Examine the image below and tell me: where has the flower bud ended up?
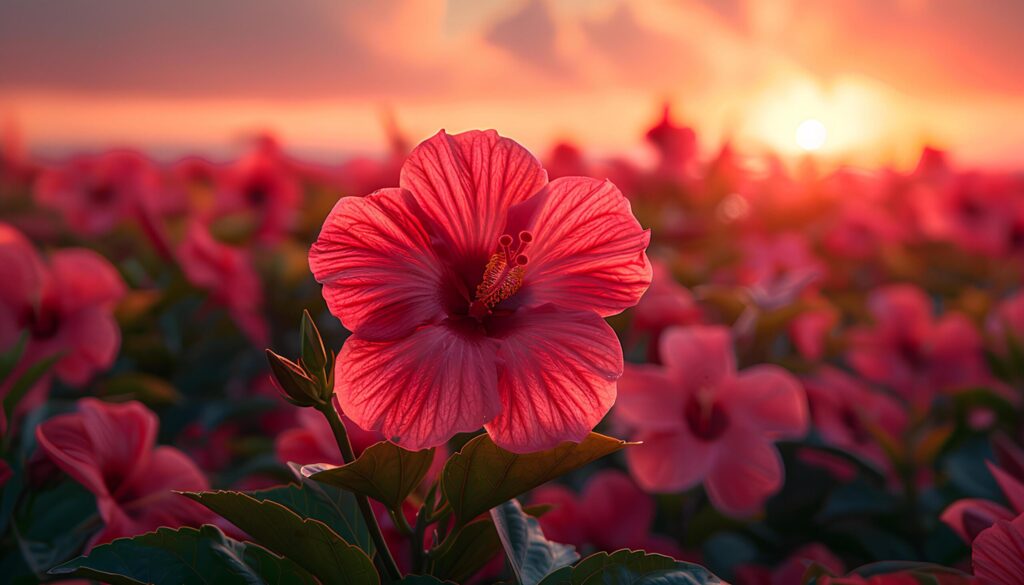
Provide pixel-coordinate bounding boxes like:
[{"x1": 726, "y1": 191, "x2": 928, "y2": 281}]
[
  {"x1": 299, "y1": 309, "x2": 328, "y2": 376},
  {"x1": 266, "y1": 349, "x2": 323, "y2": 407}
]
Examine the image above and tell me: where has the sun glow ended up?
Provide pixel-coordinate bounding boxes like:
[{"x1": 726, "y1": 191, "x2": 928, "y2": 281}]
[{"x1": 795, "y1": 118, "x2": 827, "y2": 152}]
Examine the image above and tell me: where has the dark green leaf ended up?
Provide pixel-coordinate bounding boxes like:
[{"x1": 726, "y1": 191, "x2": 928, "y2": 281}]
[
  {"x1": 396, "y1": 576, "x2": 455, "y2": 584},
  {"x1": 182, "y1": 490, "x2": 379, "y2": 585},
  {"x1": 851, "y1": 561, "x2": 972, "y2": 578},
  {"x1": 304, "y1": 441, "x2": 435, "y2": 510},
  {"x1": 248, "y1": 481, "x2": 374, "y2": 556},
  {"x1": 300, "y1": 309, "x2": 329, "y2": 374},
  {"x1": 491, "y1": 499, "x2": 577, "y2": 585},
  {"x1": 538, "y1": 549, "x2": 722, "y2": 585},
  {"x1": 441, "y1": 432, "x2": 631, "y2": 526},
  {"x1": 0, "y1": 333, "x2": 28, "y2": 384},
  {"x1": 433, "y1": 504, "x2": 551, "y2": 583},
  {"x1": 50, "y1": 524, "x2": 316, "y2": 585},
  {"x1": 3, "y1": 353, "x2": 60, "y2": 423}
]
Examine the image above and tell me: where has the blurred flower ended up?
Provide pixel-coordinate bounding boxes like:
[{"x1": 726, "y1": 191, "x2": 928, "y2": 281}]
[
  {"x1": 544, "y1": 141, "x2": 588, "y2": 180},
  {"x1": 972, "y1": 511, "x2": 1024, "y2": 585},
  {"x1": 848, "y1": 285, "x2": 991, "y2": 406},
  {"x1": 532, "y1": 469, "x2": 683, "y2": 558},
  {"x1": 0, "y1": 223, "x2": 125, "y2": 413},
  {"x1": 645, "y1": 103, "x2": 697, "y2": 182},
  {"x1": 615, "y1": 325, "x2": 808, "y2": 516},
  {"x1": 986, "y1": 291, "x2": 1024, "y2": 357},
  {"x1": 629, "y1": 260, "x2": 703, "y2": 362},
  {"x1": 34, "y1": 150, "x2": 163, "y2": 235},
  {"x1": 942, "y1": 435, "x2": 1024, "y2": 543},
  {"x1": 176, "y1": 222, "x2": 268, "y2": 345},
  {"x1": 789, "y1": 301, "x2": 839, "y2": 362},
  {"x1": 35, "y1": 398, "x2": 210, "y2": 549},
  {"x1": 212, "y1": 142, "x2": 301, "y2": 243},
  {"x1": 309, "y1": 129, "x2": 651, "y2": 452},
  {"x1": 275, "y1": 407, "x2": 379, "y2": 467},
  {"x1": 735, "y1": 543, "x2": 844, "y2": 585},
  {"x1": 803, "y1": 366, "x2": 906, "y2": 472}
]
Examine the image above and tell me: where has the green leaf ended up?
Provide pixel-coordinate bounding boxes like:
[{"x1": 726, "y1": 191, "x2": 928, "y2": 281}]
[
  {"x1": 432, "y1": 504, "x2": 552, "y2": 583},
  {"x1": 538, "y1": 549, "x2": 723, "y2": 585},
  {"x1": 491, "y1": 499, "x2": 578, "y2": 585},
  {"x1": 97, "y1": 373, "x2": 182, "y2": 407},
  {"x1": 304, "y1": 441, "x2": 435, "y2": 510},
  {"x1": 441, "y1": 432, "x2": 630, "y2": 526},
  {"x1": 182, "y1": 490, "x2": 379, "y2": 585},
  {"x1": 3, "y1": 353, "x2": 60, "y2": 423},
  {"x1": 0, "y1": 333, "x2": 28, "y2": 384},
  {"x1": 50, "y1": 524, "x2": 317, "y2": 585},
  {"x1": 248, "y1": 481, "x2": 374, "y2": 556}
]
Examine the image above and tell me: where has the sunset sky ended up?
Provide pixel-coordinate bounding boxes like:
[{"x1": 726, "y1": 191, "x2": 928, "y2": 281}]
[{"x1": 2, "y1": 0, "x2": 1023, "y2": 169}]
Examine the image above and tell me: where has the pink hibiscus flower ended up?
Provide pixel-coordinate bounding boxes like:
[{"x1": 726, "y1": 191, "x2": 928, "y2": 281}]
[
  {"x1": 972, "y1": 511, "x2": 1024, "y2": 585},
  {"x1": 986, "y1": 292, "x2": 1024, "y2": 357},
  {"x1": 629, "y1": 260, "x2": 703, "y2": 362},
  {"x1": 35, "y1": 398, "x2": 210, "y2": 549},
  {"x1": 615, "y1": 325, "x2": 808, "y2": 516},
  {"x1": 176, "y1": 222, "x2": 268, "y2": 345},
  {"x1": 0, "y1": 223, "x2": 125, "y2": 414},
  {"x1": 847, "y1": 285, "x2": 990, "y2": 406},
  {"x1": 645, "y1": 103, "x2": 697, "y2": 182},
  {"x1": 532, "y1": 469, "x2": 683, "y2": 558},
  {"x1": 34, "y1": 150, "x2": 162, "y2": 236},
  {"x1": 309, "y1": 129, "x2": 651, "y2": 453},
  {"x1": 275, "y1": 407, "x2": 381, "y2": 467},
  {"x1": 803, "y1": 366, "x2": 907, "y2": 473}
]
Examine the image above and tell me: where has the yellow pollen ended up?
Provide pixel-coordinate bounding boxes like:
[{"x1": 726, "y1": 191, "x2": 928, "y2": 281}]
[{"x1": 474, "y1": 252, "x2": 525, "y2": 309}]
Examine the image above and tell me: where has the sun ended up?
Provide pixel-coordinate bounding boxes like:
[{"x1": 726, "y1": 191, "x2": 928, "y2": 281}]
[{"x1": 795, "y1": 118, "x2": 827, "y2": 152}]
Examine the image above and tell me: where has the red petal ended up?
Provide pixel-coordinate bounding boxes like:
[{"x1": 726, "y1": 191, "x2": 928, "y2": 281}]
[
  {"x1": 400, "y1": 130, "x2": 547, "y2": 261},
  {"x1": 485, "y1": 306, "x2": 621, "y2": 452},
  {"x1": 659, "y1": 326, "x2": 735, "y2": 390},
  {"x1": 704, "y1": 436, "x2": 783, "y2": 517},
  {"x1": 615, "y1": 363, "x2": 686, "y2": 432},
  {"x1": 53, "y1": 308, "x2": 121, "y2": 386},
  {"x1": 626, "y1": 430, "x2": 715, "y2": 493},
  {"x1": 520, "y1": 177, "x2": 651, "y2": 317},
  {"x1": 309, "y1": 188, "x2": 448, "y2": 341},
  {"x1": 942, "y1": 499, "x2": 1014, "y2": 543},
  {"x1": 722, "y1": 365, "x2": 809, "y2": 439},
  {"x1": 335, "y1": 324, "x2": 501, "y2": 450},
  {"x1": 35, "y1": 412, "x2": 108, "y2": 498},
  {"x1": 973, "y1": 514, "x2": 1024, "y2": 585},
  {"x1": 49, "y1": 249, "x2": 126, "y2": 315}
]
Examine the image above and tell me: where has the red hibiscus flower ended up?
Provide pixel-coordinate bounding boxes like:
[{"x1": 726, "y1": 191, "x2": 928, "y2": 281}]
[
  {"x1": 309, "y1": 130, "x2": 651, "y2": 452},
  {"x1": 176, "y1": 222, "x2": 268, "y2": 345},
  {"x1": 615, "y1": 325, "x2": 808, "y2": 516},
  {"x1": 34, "y1": 150, "x2": 163, "y2": 236},
  {"x1": 943, "y1": 435, "x2": 1024, "y2": 543},
  {"x1": 532, "y1": 469, "x2": 684, "y2": 558},
  {"x1": 35, "y1": 398, "x2": 210, "y2": 549},
  {"x1": 213, "y1": 141, "x2": 301, "y2": 244},
  {"x1": 847, "y1": 285, "x2": 990, "y2": 406},
  {"x1": 0, "y1": 223, "x2": 125, "y2": 417}
]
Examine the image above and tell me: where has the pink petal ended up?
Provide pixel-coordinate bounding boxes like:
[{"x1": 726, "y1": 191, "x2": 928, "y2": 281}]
[
  {"x1": 868, "y1": 285, "x2": 933, "y2": 331},
  {"x1": 309, "y1": 188, "x2": 447, "y2": 341},
  {"x1": 704, "y1": 436, "x2": 783, "y2": 517},
  {"x1": 941, "y1": 499, "x2": 1015, "y2": 543},
  {"x1": 123, "y1": 447, "x2": 211, "y2": 528},
  {"x1": 615, "y1": 363, "x2": 685, "y2": 432},
  {"x1": 80, "y1": 399, "x2": 158, "y2": 494},
  {"x1": 533, "y1": 484, "x2": 587, "y2": 549},
  {"x1": 990, "y1": 463, "x2": 1024, "y2": 514},
  {"x1": 722, "y1": 365, "x2": 809, "y2": 439},
  {"x1": 52, "y1": 309, "x2": 121, "y2": 386},
  {"x1": 973, "y1": 514, "x2": 1024, "y2": 585},
  {"x1": 49, "y1": 249, "x2": 126, "y2": 315},
  {"x1": 659, "y1": 326, "x2": 735, "y2": 390},
  {"x1": 520, "y1": 177, "x2": 652, "y2": 317},
  {"x1": 0, "y1": 223, "x2": 44, "y2": 310},
  {"x1": 35, "y1": 412, "x2": 109, "y2": 498},
  {"x1": 335, "y1": 324, "x2": 501, "y2": 450},
  {"x1": 484, "y1": 307, "x2": 621, "y2": 453},
  {"x1": 626, "y1": 430, "x2": 715, "y2": 493},
  {"x1": 400, "y1": 130, "x2": 547, "y2": 261}
]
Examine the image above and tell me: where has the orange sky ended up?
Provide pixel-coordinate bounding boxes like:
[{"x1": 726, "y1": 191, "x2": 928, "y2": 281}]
[{"x1": 2, "y1": 0, "x2": 1023, "y2": 169}]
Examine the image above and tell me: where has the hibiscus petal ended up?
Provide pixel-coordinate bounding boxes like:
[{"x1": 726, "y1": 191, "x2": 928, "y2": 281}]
[
  {"x1": 35, "y1": 413, "x2": 108, "y2": 497},
  {"x1": 722, "y1": 365, "x2": 809, "y2": 439},
  {"x1": 941, "y1": 499, "x2": 1015, "y2": 543},
  {"x1": 615, "y1": 363, "x2": 685, "y2": 432},
  {"x1": 704, "y1": 436, "x2": 783, "y2": 517},
  {"x1": 626, "y1": 430, "x2": 715, "y2": 493},
  {"x1": 52, "y1": 309, "x2": 121, "y2": 386},
  {"x1": 519, "y1": 177, "x2": 651, "y2": 317},
  {"x1": 79, "y1": 399, "x2": 158, "y2": 494},
  {"x1": 309, "y1": 188, "x2": 448, "y2": 341},
  {"x1": 973, "y1": 515, "x2": 1024, "y2": 585},
  {"x1": 989, "y1": 462, "x2": 1024, "y2": 514},
  {"x1": 0, "y1": 223, "x2": 44, "y2": 310},
  {"x1": 335, "y1": 324, "x2": 501, "y2": 451},
  {"x1": 582, "y1": 470, "x2": 653, "y2": 550},
  {"x1": 400, "y1": 130, "x2": 547, "y2": 261},
  {"x1": 659, "y1": 326, "x2": 735, "y2": 390},
  {"x1": 49, "y1": 248, "x2": 126, "y2": 315},
  {"x1": 485, "y1": 306, "x2": 621, "y2": 452}
]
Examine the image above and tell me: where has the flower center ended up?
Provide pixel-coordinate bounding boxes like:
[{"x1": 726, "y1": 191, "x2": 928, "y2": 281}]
[
  {"x1": 19, "y1": 304, "x2": 61, "y2": 340},
  {"x1": 684, "y1": 388, "x2": 729, "y2": 441},
  {"x1": 468, "y1": 231, "x2": 533, "y2": 319}
]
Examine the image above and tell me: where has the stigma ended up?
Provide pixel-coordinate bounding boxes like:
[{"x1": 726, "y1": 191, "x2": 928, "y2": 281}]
[{"x1": 469, "y1": 231, "x2": 533, "y2": 318}]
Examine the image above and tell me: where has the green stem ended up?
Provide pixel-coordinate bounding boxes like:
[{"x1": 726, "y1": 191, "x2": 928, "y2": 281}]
[{"x1": 317, "y1": 403, "x2": 402, "y2": 582}]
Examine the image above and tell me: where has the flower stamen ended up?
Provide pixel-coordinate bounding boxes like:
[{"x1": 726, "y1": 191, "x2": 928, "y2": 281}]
[{"x1": 469, "y1": 231, "x2": 533, "y2": 318}]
